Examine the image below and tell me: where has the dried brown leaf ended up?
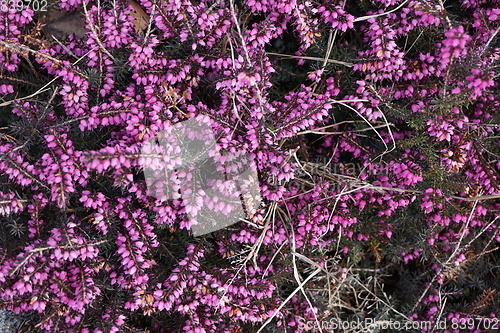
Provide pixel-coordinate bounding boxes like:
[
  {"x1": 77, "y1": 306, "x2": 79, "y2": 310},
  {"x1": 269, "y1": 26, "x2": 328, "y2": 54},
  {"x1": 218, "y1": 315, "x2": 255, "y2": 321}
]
[{"x1": 130, "y1": 0, "x2": 149, "y2": 36}]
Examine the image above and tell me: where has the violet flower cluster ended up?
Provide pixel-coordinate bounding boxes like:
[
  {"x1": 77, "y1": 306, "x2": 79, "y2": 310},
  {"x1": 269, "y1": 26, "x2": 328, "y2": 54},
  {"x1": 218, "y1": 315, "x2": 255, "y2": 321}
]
[{"x1": 0, "y1": 0, "x2": 498, "y2": 332}]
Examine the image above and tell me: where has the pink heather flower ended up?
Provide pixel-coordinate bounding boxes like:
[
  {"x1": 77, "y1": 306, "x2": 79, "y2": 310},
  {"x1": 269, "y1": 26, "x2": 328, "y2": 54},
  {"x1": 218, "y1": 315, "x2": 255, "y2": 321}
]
[
  {"x1": 466, "y1": 69, "x2": 495, "y2": 99},
  {"x1": 440, "y1": 26, "x2": 471, "y2": 64},
  {"x1": 426, "y1": 116, "x2": 455, "y2": 142},
  {"x1": 0, "y1": 1, "x2": 498, "y2": 331},
  {"x1": 0, "y1": 84, "x2": 14, "y2": 94}
]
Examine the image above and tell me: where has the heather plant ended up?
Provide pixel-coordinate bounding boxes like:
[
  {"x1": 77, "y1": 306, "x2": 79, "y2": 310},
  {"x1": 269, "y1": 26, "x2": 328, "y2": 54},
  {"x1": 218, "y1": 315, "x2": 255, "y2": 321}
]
[{"x1": 0, "y1": 0, "x2": 499, "y2": 332}]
